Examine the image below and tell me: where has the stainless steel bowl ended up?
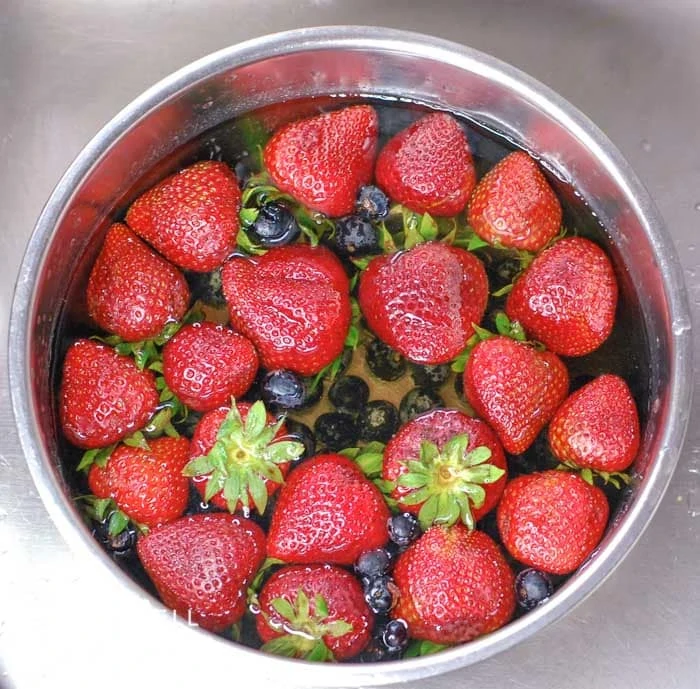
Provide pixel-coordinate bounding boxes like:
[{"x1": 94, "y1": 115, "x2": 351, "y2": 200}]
[{"x1": 8, "y1": 26, "x2": 693, "y2": 685}]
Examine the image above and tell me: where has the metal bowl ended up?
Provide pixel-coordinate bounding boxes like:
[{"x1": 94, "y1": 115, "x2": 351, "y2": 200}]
[{"x1": 8, "y1": 26, "x2": 693, "y2": 685}]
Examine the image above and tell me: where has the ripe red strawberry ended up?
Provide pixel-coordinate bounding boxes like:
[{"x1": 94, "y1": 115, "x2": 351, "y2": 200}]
[
  {"x1": 186, "y1": 400, "x2": 303, "y2": 515},
  {"x1": 125, "y1": 160, "x2": 241, "y2": 272},
  {"x1": 256, "y1": 564, "x2": 373, "y2": 661},
  {"x1": 221, "y1": 244, "x2": 351, "y2": 375},
  {"x1": 86, "y1": 223, "x2": 190, "y2": 342},
  {"x1": 60, "y1": 338, "x2": 159, "y2": 449},
  {"x1": 548, "y1": 374, "x2": 640, "y2": 472},
  {"x1": 391, "y1": 525, "x2": 515, "y2": 644},
  {"x1": 505, "y1": 237, "x2": 618, "y2": 356},
  {"x1": 497, "y1": 470, "x2": 609, "y2": 574},
  {"x1": 467, "y1": 151, "x2": 562, "y2": 252},
  {"x1": 375, "y1": 112, "x2": 476, "y2": 216},
  {"x1": 263, "y1": 104, "x2": 378, "y2": 217},
  {"x1": 87, "y1": 436, "x2": 190, "y2": 528},
  {"x1": 162, "y1": 321, "x2": 259, "y2": 412},
  {"x1": 358, "y1": 242, "x2": 488, "y2": 364},
  {"x1": 267, "y1": 453, "x2": 390, "y2": 565},
  {"x1": 137, "y1": 513, "x2": 265, "y2": 631},
  {"x1": 463, "y1": 336, "x2": 569, "y2": 454},
  {"x1": 383, "y1": 409, "x2": 507, "y2": 529}
]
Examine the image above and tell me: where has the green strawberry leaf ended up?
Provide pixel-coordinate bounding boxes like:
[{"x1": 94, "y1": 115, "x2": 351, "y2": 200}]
[
  {"x1": 419, "y1": 213, "x2": 439, "y2": 241},
  {"x1": 491, "y1": 283, "x2": 514, "y2": 298},
  {"x1": 182, "y1": 455, "x2": 214, "y2": 477},
  {"x1": 271, "y1": 597, "x2": 296, "y2": 622},
  {"x1": 314, "y1": 594, "x2": 329, "y2": 618},
  {"x1": 77, "y1": 444, "x2": 116, "y2": 472},
  {"x1": 404, "y1": 639, "x2": 448, "y2": 658},
  {"x1": 107, "y1": 509, "x2": 130, "y2": 536}
]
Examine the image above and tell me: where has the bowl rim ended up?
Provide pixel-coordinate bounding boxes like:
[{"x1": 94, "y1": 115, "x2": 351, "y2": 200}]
[{"x1": 8, "y1": 25, "x2": 694, "y2": 684}]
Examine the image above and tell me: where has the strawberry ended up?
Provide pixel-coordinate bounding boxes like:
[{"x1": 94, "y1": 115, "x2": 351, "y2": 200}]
[
  {"x1": 86, "y1": 223, "x2": 190, "y2": 342},
  {"x1": 137, "y1": 513, "x2": 265, "y2": 631},
  {"x1": 263, "y1": 105, "x2": 378, "y2": 217},
  {"x1": 185, "y1": 400, "x2": 304, "y2": 515},
  {"x1": 383, "y1": 409, "x2": 507, "y2": 529},
  {"x1": 87, "y1": 436, "x2": 190, "y2": 528},
  {"x1": 358, "y1": 242, "x2": 488, "y2": 364},
  {"x1": 60, "y1": 338, "x2": 159, "y2": 449},
  {"x1": 125, "y1": 160, "x2": 241, "y2": 272},
  {"x1": 162, "y1": 321, "x2": 259, "y2": 412},
  {"x1": 375, "y1": 112, "x2": 476, "y2": 216},
  {"x1": 497, "y1": 470, "x2": 609, "y2": 574},
  {"x1": 463, "y1": 336, "x2": 569, "y2": 454},
  {"x1": 467, "y1": 151, "x2": 562, "y2": 252},
  {"x1": 548, "y1": 374, "x2": 640, "y2": 472},
  {"x1": 267, "y1": 453, "x2": 390, "y2": 565},
  {"x1": 256, "y1": 564, "x2": 373, "y2": 661},
  {"x1": 221, "y1": 244, "x2": 351, "y2": 375},
  {"x1": 391, "y1": 525, "x2": 515, "y2": 644},
  {"x1": 505, "y1": 237, "x2": 618, "y2": 356}
]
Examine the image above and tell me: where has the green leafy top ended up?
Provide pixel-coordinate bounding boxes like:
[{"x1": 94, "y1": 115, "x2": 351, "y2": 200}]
[
  {"x1": 182, "y1": 399, "x2": 304, "y2": 515},
  {"x1": 397, "y1": 433, "x2": 504, "y2": 530},
  {"x1": 260, "y1": 589, "x2": 352, "y2": 662}
]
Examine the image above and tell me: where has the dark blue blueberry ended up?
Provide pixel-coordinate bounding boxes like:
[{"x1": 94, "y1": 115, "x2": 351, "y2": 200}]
[
  {"x1": 313, "y1": 412, "x2": 359, "y2": 451},
  {"x1": 247, "y1": 202, "x2": 300, "y2": 247},
  {"x1": 366, "y1": 339, "x2": 406, "y2": 381},
  {"x1": 399, "y1": 387, "x2": 445, "y2": 424},
  {"x1": 283, "y1": 419, "x2": 316, "y2": 459},
  {"x1": 234, "y1": 159, "x2": 253, "y2": 187},
  {"x1": 331, "y1": 215, "x2": 381, "y2": 257},
  {"x1": 381, "y1": 619, "x2": 409, "y2": 652},
  {"x1": 356, "y1": 185, "x2": 390, "y2": 221},
  {"x1": 388, "y1": 513, "x2": 421, "y2": 548},
  {"x1": 261, "y1": 370, "x2": 312, "y2": 411},
  {"x1": 515, "y1": 568, "x2": 554, "y2": 610},
  {"x1": 364, "y1": 575, "x2": 394, "y2": 614},
  {"x1": 358, "y1": 400, "x2": 399, "y2": 443},
  {"x1": 360, "y1": 637, "x2": 391, "y2": 662},
  {"x1": 328, "y1": 375, "x2": 370, "y2": 414},
  {"x1": 93, "y1": 521, "x2": 136, "y2": 555},
  {"x1": 409, "y1": 363, "x2": 451, "y2": 390},
  {"x1": 354, "y1": 548, "x2": 392, "y2": 579}
]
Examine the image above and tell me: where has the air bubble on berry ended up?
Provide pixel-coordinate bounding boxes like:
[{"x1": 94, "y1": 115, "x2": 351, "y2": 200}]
[
  {"x1": 515, "y1": 568, "x2": 554, "y2": 610},
  {"x1": 314, "y1": 412, "x2": 359, "y2": 451},
  {"x1": 247, "y1": 202, "x2": 301, "y2": 248},
  {"x1": 355, "y1": 548, "x2": 392, "y2": 579},
  {"x1": 356, "y1": 185, "x2": 390, "y2": 221},
  {"x1": 409, "y1": 363, "x2": 451, "y2": 390},
  {"x1": 330, "y1": 215, "x2": 381, "y2": 257},
  {"x1": 399, "y1": 387, "x2": 445, "y2": 424},
  {"x1": 328, "y1": 375, "x2": 370, "y2": 414},
  {"x1": 366, "y1": 339, "x2": 406, "y2": 381},
  {"x1": 388, "y1": 513, "x2": 421, "y2": 548},
  {"x1": 358, "y1": 400, "x2": 399, "y2": 443}
]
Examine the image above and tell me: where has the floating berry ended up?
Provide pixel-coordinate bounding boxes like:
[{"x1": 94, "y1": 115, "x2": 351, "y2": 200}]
[
  {"x1": 358, "y1": 400, "x2": 400, "y2": 444},
  {"x1": 515, "y1": 568, "x2": 554, "y2": 610},
  {"x1": 399, "y1": 387, "x2": 444, "y2": 424},
  {"x1": 356, "y1": 185, "x2": 390, "y2": 220},
  {"x1": 328, "y1": 375, "x2": 370, "y2": 414},
  {"x1": 314, "y1": 412, "x2": 360, "y2": 451},
  {"x1": 364, "y1": 575, "x2": 395, "y2": 614},
  {"x1": 365, "y1": 339, "x2": 406, "y2": 381},
  {"x1": 247, "y1": 201, "x2": 301, "y2": 247},
  {"x1": 261, "y1": 370, "x2": 315, "y2": 412},
  {"x1": 330, "y1": 215, "x2": 381, "y2": 257},
  {"x1": 355, "y1": 548, "x2": 392, "y2": 580},
  {"x1": 409, "y1": 363, "x2": 451, "y2": 390},
  {"x1": 387, "y1": 513, "x2": 421, "y2": 549}
]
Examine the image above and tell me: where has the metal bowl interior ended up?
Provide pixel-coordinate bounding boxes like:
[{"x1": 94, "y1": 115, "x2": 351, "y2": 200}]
[{"x1": 8, "y1": 26, "x2": 693, "y2": 686}]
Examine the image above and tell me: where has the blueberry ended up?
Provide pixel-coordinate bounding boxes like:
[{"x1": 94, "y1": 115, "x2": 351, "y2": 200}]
[
  {"x1": 364, "y1": 575, "x2": 394, "y2": 614},
  {"x1": 409, "y1": 363, "x2": 451, "y2": 390},
  {"x1": 314, "y1": 412, "x2": 359, "y2": 451},
  {"x1": 283, "y1": 419, "x2": 316, "y2": 459},
  {"x1": 247, "y1": 202, "x2": 301, "y2": 247},
  {"x1": 515, "y1": 568, "x2": 554, "y2": 610},
  {"x1": 328, "y1": 375, "x2": 370, "y2": 414},
  {"x1": 185, "y1": 268, "x2": 226, "y2": 308},
  {"x1": 356, "y1": 185, "x2": 390, "y2": 221},
  {"x1": 360, "y1": 637, "x2": 391, "y2": 662},
  {"x1": 234, "y1": 159, "x2": 253, "y2": 187},
  {"x1": 330, "y1": 215, "x2": 380, "y2": 257},
  {"x1": 355, "y1": 548, "x2": 392, "y2": 579},
  {"x1": 358, "y1": 400, "x2": 399, "y2": 443},
  {"x1": 366, "y1": 339, "x2": 406, "y2": 381},
  {"x1": 261, "y1": 370, "x2": 315, "y2": 411},
  {"x1": 388, "y1": 513, "x2": 421, "y2": 548},
  {"x1": 399, "y1": 387, "x2": 445, "y2": 424},
  {"x1": 381, "y1": 619, "x2": 409, "y2": 652},
  {"x1": 93, "y1": 521, "x2": 136, "y2": 555}
]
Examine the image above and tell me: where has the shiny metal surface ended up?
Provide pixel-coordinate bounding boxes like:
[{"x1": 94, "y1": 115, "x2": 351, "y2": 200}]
[{"x1": 1, "y1": 4, "x2": 699, "y2": 689}]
